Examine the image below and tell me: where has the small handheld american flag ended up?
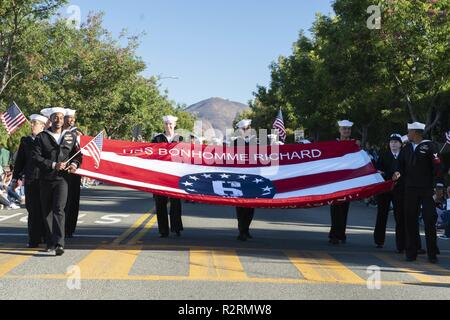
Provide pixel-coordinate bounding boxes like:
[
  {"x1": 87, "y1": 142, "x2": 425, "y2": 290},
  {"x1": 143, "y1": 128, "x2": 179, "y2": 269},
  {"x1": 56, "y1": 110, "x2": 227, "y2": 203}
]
[
  {"x1": 83, "y1": 131, "x2": 104, "y2": 169},
  {"x1": 0, "y1": 102, "x2": 27, "y2": 135},
  {"x1": 272, "y1": 109, "x2": 287, "y2": 142},
  {"x1": 439, "y1": 131, "x2": 450, "y2": 154}
]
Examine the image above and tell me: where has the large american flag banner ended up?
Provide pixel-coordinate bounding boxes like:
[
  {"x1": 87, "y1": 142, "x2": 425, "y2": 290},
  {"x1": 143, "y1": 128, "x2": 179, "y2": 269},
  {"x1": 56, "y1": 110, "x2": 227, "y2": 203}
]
[
  {"x1": 76, "y1": 137, "x2": 393, "y2": 208},
  {"x1": 0, "y1": 103, "x2": 27, "y2": 135}
]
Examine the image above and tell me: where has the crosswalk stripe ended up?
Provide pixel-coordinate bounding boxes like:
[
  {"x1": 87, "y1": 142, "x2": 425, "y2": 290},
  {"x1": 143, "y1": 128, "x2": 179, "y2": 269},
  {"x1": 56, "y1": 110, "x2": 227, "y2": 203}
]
[
  {"x1": 190, "y1": 250, "x2": 217, "y2": 278},
  {"x1": 189, "y1": 250, "x2": 247, "y2": 280},
  {"x1": 212, "y1": 250, "x2": 248, "y2": 279},
  {"x1": 375, "y1": 253, "x2": 448, "y2": 284},
  {"x1": 285, "y1": 251, "x2": 326, "y2": 281},
  {"x1": 75, "y1": 247, "x2": 141, "y2": 279},
  {"x1": 286, "y1": 251, "x2": 365, "y2": 284},
  {"x1": 73, "y1": 211, "x2": 155, "y2": 279}
]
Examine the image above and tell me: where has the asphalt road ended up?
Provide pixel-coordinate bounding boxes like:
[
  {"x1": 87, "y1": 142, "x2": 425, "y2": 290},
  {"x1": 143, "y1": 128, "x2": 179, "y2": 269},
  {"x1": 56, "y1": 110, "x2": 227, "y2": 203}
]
[{"x1": 0, "y1": 185, "x2": 449, "y2": 300}]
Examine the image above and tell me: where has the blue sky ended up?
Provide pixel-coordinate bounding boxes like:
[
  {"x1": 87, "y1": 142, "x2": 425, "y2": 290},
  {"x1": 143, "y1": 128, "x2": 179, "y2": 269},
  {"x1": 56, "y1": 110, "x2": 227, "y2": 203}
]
[{"x1": 63, "y1": 1, "x2": 334, "y2": 106}]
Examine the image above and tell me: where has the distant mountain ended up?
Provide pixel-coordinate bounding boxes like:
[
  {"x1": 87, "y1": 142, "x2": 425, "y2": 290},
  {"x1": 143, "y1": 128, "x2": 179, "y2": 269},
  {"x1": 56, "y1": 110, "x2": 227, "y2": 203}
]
[{"x1": 186, "y1": 97, "x2": 250, "y2": 140}]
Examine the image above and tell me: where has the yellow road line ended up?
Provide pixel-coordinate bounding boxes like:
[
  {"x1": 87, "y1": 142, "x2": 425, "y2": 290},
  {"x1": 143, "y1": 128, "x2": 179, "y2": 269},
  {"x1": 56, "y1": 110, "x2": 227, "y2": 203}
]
[
  {"x1": 111, "y1": 213, "x2": 151, "y2": 245},
  {"x1": 375, "y1": 253, "x2": 450, "y2": 283},
  {"x1": 414, "y1": 261, "x2": 450, "y2": 283},
  {"x1": 2, "y1": 273, "x2": 408, "y2": 287},
  {"x1": 286, "y1": 251, "x2": 365, "y2": 284},
  {"x1": 127, "y1": 214, "x2": 157, "y2": 245},
  {"x1": 190, "y1": 249, "x2": 247, "y2": 280}
]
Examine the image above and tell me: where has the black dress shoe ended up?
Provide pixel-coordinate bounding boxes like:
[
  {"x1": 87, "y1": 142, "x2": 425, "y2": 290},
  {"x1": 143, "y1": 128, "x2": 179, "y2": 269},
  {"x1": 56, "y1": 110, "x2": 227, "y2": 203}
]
[
  {"x1": 428, "y1": 256, "x2": 438, "y2": 264},
  {"x1": 376, "y1": 245, "x2": 383, "y2": 249},
  {"x1": 329, "y1": 238, "x2": 339, "y2": 245},
  {"x1": 417, "y1": 249, "x2": 426, "y2": 255},
  {"x1": 406, "y1": 256, "x2": 417, "y2": 262},
  {"x1": 340, "y1": 239, "x2": 347, "y2": 244},
  {"x1": 55, "y1": 246, "x2": 65, "y2": 256},
  {"x1": 27, "y1": 243, "x2": 39, "y2": 249},
  {"x1": 159, "y1": 234, "x2": 169, "y2": 238},
  {"x1": 237, "y1": 234, "x2": 247, "y2": 242},
  {"x1": 245, "y1": 232, "x2": 253, "y2": 239},
  {"x1": 175, "y1": 231, "x2": 181, "y2": 237}
]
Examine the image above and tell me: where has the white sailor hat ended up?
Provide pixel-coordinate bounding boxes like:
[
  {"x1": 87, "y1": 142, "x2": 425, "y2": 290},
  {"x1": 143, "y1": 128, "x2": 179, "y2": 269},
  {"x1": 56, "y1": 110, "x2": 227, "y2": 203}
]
[
  {"x1": 389, "y1": 134, "x2": 403, "y2": 143},
  {"x1": 40, "y1": 107, "x2": 66, "y2": 117},
  {"x1": 237, "y1": 119, "x2": 252, "y2": 129},
  {"x1": 163, "y1": 115, "x2": 178, "y2": 124},
  {"x1": 40, "y1": 108, "x2": 51, "y2": 117},
  {"x1": 407, "y1": 122, "x2": 426, "y2": 130},
  {"x1": 29, "y1": 114, "x2": 49, "y2": 124},
  {"x1": 401, "y1": 135, "x2": 409, "y2": 143},
  {"x1": 65, "y1": 109, "x2": 76, "y2": 117},
  {"x1": 338, "y1": 120, "x2": 354, "y2": 128}
]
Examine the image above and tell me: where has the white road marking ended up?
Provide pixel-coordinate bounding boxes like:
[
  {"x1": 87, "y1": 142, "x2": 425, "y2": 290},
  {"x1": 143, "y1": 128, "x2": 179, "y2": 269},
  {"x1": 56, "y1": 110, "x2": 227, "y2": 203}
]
[{"x1": 0, "y1": 233, "x2": 119, "y2": 239}]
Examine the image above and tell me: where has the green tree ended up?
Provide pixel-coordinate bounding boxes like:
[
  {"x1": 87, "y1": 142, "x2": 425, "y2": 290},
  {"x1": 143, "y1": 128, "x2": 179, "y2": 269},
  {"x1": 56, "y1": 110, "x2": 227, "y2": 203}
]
[
  {"x1": 1, "y1": 5, "x2": 192, "y2": 148},
  {"x1": 378, "y1": 0, "x2": 449, "y2": 137},
  {"x1": 250, "y1": 0, "x2": 448, "y2": 145},
  {"x1": 0, "y1": 0, "x2": 67, "y2": 96}
]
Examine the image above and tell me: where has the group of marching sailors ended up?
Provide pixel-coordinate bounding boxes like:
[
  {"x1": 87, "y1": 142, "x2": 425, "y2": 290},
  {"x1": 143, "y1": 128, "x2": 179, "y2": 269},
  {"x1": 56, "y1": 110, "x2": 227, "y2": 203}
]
[
  {"x1": 329, "y1": 120, "x2": 443, "y2": 264},
  {"x1": 151, "y1": 116, "x2": 257, "y2": 241},
  {"x1": 14, "y1": 110, "x2": 445, "y2": 264},
  {"x1": 12, "y1": 108, "x2": 82, "y2": 256}
]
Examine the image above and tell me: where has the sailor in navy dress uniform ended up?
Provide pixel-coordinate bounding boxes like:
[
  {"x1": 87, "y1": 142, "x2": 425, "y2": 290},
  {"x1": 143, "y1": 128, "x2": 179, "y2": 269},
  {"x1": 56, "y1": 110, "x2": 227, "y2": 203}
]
[
  {"x1": 329, "y1": 120, "x2": 354, "y2": 245},
  {"x1": 63, "y1": 108, "x2": 84, "y2": 238},
  {"x1": 374, "y1": 134, "x2": 408, "y2": 252},
  {"x1": 11, "y1": 114, "x2": 49, "y2": 248},
  {"x1": 234, "y1": 119, "x2": 257, "y2": 241},
  {"x1": 151, "y1": 115, "x2": 184, "y2": 238},
  {"x1": 32, "y1": 108, "x2": 81, "y2": 256},
  {"x1": 394, "y1": 122, "x2": 442, "y2": 263}
]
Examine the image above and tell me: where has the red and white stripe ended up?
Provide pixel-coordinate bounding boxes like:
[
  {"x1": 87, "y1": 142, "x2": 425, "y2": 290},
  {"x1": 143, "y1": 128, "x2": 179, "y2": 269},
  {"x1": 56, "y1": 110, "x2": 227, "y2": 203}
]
[
  {"x1": 77, "y1": 138, "x2": 393, "y2": 208},
  {"x1": 1, "y1": 112, "x2": 27, "y2": 135},
  {"x1": 84, "y1": 140, "x2": 101, "y2": 168},
  {"x1": 273, "y1": 119, "x2": 286, "y2": 142}
]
